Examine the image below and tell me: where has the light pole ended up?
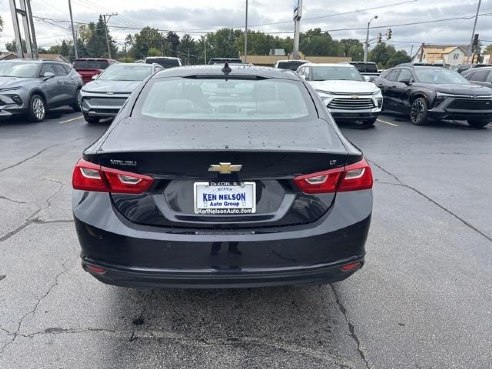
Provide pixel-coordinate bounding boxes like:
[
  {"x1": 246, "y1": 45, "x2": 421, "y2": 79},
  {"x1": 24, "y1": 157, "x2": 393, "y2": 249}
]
[
  {"x1": 467, "y1": 0, "x2": 482, "y2": 63},
  {"x1": 102, "y1": 12, "x2": 117, "y2": 59},
  {"x1": 244, "y1": 0, "x2": 248, "y2": 63},
  {"x1": 68, "y1": 0, "x2": 78, "y2": 59},
  {"x1": 364, "y1": 15, "x2": 378, "y2": 62}
]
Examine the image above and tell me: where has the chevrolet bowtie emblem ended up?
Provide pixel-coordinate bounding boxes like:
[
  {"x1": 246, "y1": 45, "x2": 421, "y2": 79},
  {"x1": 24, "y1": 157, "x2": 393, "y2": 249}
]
[{"x1": 208, "y1": 162, "x2": 242, "y2": 174}]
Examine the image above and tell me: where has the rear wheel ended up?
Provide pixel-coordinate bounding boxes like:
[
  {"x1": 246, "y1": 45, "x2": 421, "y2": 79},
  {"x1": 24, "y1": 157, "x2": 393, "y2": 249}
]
[
  {"x1": 410, "y1": 97, "x2": 429, "y2": 125},
  {"x1": 83, "y1": 113, "x2": 99, "y2": 124},
  {"x1": 467, "y1": 119, "x2": 490, "y2": 129},
  {"x1": 71, "y1": 89, "x2": 81, "y2": 112},
  {"x1": 28, "y1": 94, "x2": 46, "y2": 122},
  {"x1": 362, "y1": 117, "x2": 377, "y2": 126}
]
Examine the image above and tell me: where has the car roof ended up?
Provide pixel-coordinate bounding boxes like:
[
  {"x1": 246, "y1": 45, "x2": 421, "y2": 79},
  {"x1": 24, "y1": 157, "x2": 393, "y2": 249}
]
[
  {"x1": 109, "y1": 62, "x2": 155, "y2": 67},
  {"x1": 145, "y1": 56, "x2": 181, "y2": 60},
  {"x1": 153, "y1": 64, "x2": 301, "y2": 80}
]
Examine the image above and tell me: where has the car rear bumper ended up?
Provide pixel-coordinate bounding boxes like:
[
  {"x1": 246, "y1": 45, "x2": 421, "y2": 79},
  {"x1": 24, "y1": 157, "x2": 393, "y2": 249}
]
[
  {"x1": 81, "y1": 256, "x2": 365, "y2": 288},
  {"x1": 73, "y1": 190, "x2": 372, "y2": 288}
]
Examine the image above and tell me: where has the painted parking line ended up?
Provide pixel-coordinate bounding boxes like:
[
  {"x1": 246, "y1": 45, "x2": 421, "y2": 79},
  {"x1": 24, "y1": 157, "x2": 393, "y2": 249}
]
[
  {"x1": 58, "y1": 115, "x2": 83, "y2": 124},
  {"x1": 377, "y1": 118, "x2": 399, "y2": 127}
]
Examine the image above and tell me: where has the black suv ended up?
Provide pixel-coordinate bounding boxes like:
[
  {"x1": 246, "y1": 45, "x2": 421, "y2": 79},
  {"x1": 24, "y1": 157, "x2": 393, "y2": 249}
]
[{"x1": 374, "y1": 64, "x2": 492, "y2": 128}]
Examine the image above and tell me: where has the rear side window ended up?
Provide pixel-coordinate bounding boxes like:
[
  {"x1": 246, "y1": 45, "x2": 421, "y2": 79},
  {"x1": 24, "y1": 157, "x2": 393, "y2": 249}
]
[
  {"x1": 74, "y1": 60, "x2": 110, "y2": 69},
  {"x1": 385, "y1": 69, "x2": 400, "y2": 82},
  {"x1": 469, "y1": 69, "x2": 490, "y2": 82},
  {"x1": 135, "y1": 78, "x2": 314, "y2": 121}
]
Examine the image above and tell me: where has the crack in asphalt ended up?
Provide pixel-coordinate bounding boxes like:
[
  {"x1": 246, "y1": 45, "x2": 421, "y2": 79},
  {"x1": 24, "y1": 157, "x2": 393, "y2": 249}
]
[
  {"x1": 330, "y1": 284, "x2": 371, "y2": 369},
  {"x1": 370, "y1": 160, "x2": 492, "y2": 243},
  {"x1": 11, "y1": 328, "x2": 356, "y2": 367},
  {"x1": 0, "y1": 195, "x2": 27, "y2": 204},
  {"x1": 0, "y1": 209, "x2": 41, "y2": 243},
  {"x1": 0, "y1": 137, "x2": 85, "y2": 174},
  {"x1": 0, "y1": 258, "x2": 77, "y2": 355}
]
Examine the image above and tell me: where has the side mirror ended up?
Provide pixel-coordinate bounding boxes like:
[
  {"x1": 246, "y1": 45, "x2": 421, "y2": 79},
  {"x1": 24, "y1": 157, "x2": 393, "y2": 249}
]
[
  {"x1": 43, "y1": 71, "x2": 55, "y2": 80},
  {"x1": 91, "y1": 74, "x2": 99, "y2": 80},
  {"x1": 400, "y1": 77, "x2": 412, "y2": 86}
]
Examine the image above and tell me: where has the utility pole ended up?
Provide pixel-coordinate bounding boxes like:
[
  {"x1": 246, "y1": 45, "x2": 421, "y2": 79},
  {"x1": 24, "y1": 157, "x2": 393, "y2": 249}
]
[
  {"x1": 102, "y1": 13, "x2": 117, "y2": 59},
  {"x1": 244, "y1": 0, "x2": 248, "y2": 63},
  {"x1": 467, "y1": 0, "x2": 482, "y2": 63},
  {"x1": 292, "y1": 0, "x2": 303, "y2": 60},
  {"x1": 9, "y1": 0, "x2": 37, "y2": 59},
  {"x1": 364, "y1": 15, "x2": 378, "y2": 62},
  {"x1": 68, "y1": 0, "x2": 78, "y2": 59}
]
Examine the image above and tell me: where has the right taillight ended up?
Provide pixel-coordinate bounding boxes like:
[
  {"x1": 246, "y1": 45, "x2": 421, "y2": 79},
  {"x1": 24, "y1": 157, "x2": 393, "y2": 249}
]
[
  {"x1": 72, "y1": 159, "x2": 154, "y2": 194},
  {"x1": 294, "y1": 159, "x2": 373, "y2": 194}
]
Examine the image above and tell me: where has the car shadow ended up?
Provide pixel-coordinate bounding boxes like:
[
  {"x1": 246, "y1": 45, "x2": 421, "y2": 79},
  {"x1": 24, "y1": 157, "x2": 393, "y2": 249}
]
[{"x1": 380, "y1": 112, "x2": 489, "y2": 130}]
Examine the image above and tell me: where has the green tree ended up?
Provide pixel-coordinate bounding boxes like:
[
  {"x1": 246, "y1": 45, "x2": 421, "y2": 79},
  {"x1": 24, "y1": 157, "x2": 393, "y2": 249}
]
[
  {"x1": 206, "y1": 28, "x2": 242, "y2": 59},
  {"x1": 86, "y1": 16, "x2": 116, "y2": 58},
  {"x1": 131, "y1": 27, "x2": 166, "y2": 59},
  {"x1": 177, "y1": 34, "x2": 198, "y2": 65},
  {"x1": 484, "y1": 44, "x2": 492, "y2": 55},
  {"x1": 5, "y1": 39, "x2": 26, "y2": 53},
  {"x1": 300, "y1": 28, "x2": 338, "y2": 56},
  {"x1": 369, "y1": 42, "x2": 397, "y2": 68},
  {"x1": 338, "y1": 39, "x2": 364, "y2": 61},
  {"x1": 386, "y1": 50, "x2": 411, "y2": 68},
  {"x1": 166, "y1": 31, "x2": 180, "y2": 57}
]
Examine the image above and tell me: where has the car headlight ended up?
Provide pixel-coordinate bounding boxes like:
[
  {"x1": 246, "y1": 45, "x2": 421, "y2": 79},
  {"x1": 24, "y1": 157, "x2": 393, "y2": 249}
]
[
  {"x1": 0, "y1": 86, "x2": 22, "y2": 92},
  {"x1": 315, "y1": 90, "x2": 333, "y2": 105}
]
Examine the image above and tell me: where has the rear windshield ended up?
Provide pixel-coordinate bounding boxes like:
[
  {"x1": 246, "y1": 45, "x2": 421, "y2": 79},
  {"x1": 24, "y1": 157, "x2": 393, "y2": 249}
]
[
  {"x1": 414, "y1": 68, "x2": 470, "y2": 84},
  {"x1": 145, "y1": 58, "x2": 181, "y2": 68},
  {"x1": 134, "y1": 77, "x2": 315, "y2": 121},
  {"x1": 74, "y1": 60, "x2": 110, "y2": 70},
  {"x1": 276, "y1": 61, "x2": 307, "y2": 71},
  {"x1": 99, "y1": 64, "x2": 153, "y2": 81}
]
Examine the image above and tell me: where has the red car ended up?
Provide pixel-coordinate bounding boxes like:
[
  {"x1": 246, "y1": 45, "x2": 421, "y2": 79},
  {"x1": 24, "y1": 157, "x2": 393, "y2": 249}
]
[{"x1": 73, "y1": 58, "x2": 118, "y2": 84}]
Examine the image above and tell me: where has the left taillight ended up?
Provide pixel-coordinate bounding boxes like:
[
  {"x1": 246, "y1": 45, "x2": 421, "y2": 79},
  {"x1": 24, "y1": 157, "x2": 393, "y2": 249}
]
[
  {"x1": 72, "y1": 158, "x2": 154, "y2": 194},
  {"x1": 294, "y1": 159, "x2": 373, "y2": 194}
]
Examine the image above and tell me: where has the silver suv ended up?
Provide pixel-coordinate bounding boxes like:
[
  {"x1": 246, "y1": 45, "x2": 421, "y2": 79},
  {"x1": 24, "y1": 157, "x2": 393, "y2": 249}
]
[{"x1": 0, "y1": 60, "x2": 83, "y2": 122}]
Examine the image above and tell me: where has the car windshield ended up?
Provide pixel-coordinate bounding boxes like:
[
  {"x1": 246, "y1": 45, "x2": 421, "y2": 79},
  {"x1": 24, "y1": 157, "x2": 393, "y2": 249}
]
[
  {"x1": 0, "y1": 62, "x2": 40, "y2": 78},
  {"x1": 414, "y1": 68, "x2": 470, "y2": 84},
  {"x1": 74, "y1": 60, "x2": 110, "y2": 69},
  {"x1": 135, "y1": 77, "x2": 313, "y2": 121},
  {"x1": 98, "y1": 65, "x2": 153, "y2": 81},
  {"x1": 312, "y1": 66, "x2": 365, "y2": 81}
]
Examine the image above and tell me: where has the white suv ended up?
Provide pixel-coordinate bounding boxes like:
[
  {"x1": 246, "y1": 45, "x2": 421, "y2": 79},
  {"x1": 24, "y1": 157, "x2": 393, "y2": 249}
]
[{"x1": 297, "y1": 63, "x2": 383, "y2": 126}]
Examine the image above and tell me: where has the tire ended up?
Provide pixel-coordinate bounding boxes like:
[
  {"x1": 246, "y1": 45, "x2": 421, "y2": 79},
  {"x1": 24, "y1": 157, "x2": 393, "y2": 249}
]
[
  {"x1": 467, "y1": 119, "x2": 490, "y2": 129},
  {"x1": 83, "y1": 113, "x2": 99, "y2": 124},
  {"x1": 28, "y1": 94, "x2": 46, "y2": 122},
  {"x1": 409, "y1": 97, "x2": 429, "y2": 126},
  {"x1": 71, "y1": 89, "x2": 81, "y2": 112},
  {"x1": 362, "y1": 117, "x2": 377, "y2": 126}
]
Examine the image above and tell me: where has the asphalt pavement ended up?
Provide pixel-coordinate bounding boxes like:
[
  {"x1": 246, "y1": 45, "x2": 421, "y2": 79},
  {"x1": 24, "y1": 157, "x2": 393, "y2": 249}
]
[{"x1": 0, "y1": 109, "x2": 491, "y2": 369}]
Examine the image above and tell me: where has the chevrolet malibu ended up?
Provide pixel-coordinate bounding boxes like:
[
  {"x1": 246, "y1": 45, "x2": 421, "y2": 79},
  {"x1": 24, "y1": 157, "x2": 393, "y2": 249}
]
[{"x1": 72, "y1": 65, "x2": 373, "y2": 288}]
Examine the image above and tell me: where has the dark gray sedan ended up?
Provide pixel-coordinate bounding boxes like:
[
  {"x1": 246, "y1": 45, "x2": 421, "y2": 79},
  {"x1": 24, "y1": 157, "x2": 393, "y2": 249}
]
[
  {"x1": 80, "y1": 63, "x2": 162, "y2": 124},
  {"x1": 72, "y1": 65, "x2": 373, "y2": 289},
  {"x1": 0, "y1": 60, "x2": 82, "y2": 122}
]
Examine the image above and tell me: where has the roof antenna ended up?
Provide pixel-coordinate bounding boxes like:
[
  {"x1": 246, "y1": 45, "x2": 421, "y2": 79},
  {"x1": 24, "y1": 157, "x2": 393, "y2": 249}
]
[{"x1": 221, "y1": 62, "x2": 231, "y2": 80}]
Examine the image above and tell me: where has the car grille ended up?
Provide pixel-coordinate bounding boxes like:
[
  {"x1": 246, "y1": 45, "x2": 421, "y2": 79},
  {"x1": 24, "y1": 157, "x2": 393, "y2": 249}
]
[
  {"x1": 85, "y1": 97, "x2": 127, "y2": 107},
  {"x1": 447, "y1": 98, "x2": 492, "y2": 111},
  {"x1": 328, "y1": 98, "x2": 374, "y2": 110}
]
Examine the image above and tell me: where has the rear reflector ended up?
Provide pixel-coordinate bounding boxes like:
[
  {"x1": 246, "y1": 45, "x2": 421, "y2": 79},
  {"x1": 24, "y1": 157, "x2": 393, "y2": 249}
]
[
  {"x1": 72, "y1": 158, "x2": 154, "y2": 194},
  {"x1": 294, "y1": 159, "x2": 373, "y2": 194},
  {"x1": 340, "y1": 262, "x2": 362, "y2": 272},
  {"x1": 85, "y1": 265, "x2": 107, "y2": 274}
]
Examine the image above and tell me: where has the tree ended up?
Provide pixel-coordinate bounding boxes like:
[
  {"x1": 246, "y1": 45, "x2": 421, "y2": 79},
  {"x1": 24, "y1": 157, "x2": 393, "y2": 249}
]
[
  {"x1": 166, "y1": 31, "x2": 180, "y2": 57},
  {"x1": 131, "y1": 27, "x2": 166, "y2": 59},
  {"x1": 206, "y1": 28, "x2": 242, "y2": 59},
  {"x1": 369, "y1": 43, "x2": 397, "y2": 68},
  {"x1": 485, "y1": 44, "x2": 492, "y2": 55},
  {"x1": 85, "y1": 16, "x2": 116, "y2": 58},
  {"x1": 386, "y1": 50, "x2": 411, "y2": 68},
  {"x1": 300, "y1": 28, "x2": 338, "y2": 56},
  {"x1": 177, "y1": 34, "x2": 198, "y2": 65},
  {"x1": 338, "y1": 39, "x2": 364, "y2": 61}
]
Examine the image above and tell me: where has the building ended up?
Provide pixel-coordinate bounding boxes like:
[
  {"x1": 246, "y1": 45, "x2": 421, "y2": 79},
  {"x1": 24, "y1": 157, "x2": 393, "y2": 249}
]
[
  {"x1": 411, "y1": 44, "x2": 471, "y2": 66},
  {"x1": 0, "y1": 52, "x2": 69, "y2": 63}
]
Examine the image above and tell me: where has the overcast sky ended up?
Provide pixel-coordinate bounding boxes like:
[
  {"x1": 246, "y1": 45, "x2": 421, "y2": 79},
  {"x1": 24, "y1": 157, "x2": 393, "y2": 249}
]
[{"x1": 1, "y1": 0, "x2": 491, "y2": 56}]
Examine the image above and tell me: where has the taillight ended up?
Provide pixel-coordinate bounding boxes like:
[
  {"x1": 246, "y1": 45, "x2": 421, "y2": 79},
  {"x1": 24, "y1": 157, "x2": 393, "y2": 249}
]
[
  {"x1": 72, "y1": 159, "x2": 154, "y2": 194},
  {"x1": 294, "y1": 159, "x2": 373, "y2": 194}
]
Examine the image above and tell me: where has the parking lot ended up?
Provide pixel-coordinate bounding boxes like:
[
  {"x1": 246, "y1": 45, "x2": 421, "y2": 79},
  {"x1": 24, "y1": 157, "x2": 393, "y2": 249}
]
[{"x1": 0, "y1": 111, "x2": 491, "y2": 368}]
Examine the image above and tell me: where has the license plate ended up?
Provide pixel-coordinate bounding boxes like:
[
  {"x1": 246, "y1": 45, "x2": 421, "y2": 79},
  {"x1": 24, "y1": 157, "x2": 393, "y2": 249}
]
[{"x1": 194, "y1": 182, "x2": 256, "y2": 215}]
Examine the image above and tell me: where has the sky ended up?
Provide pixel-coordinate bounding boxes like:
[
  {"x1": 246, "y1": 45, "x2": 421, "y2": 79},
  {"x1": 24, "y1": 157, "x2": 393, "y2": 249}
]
[{"x1": 0, "y1": 0, "x2": 491, "y2": 56}]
